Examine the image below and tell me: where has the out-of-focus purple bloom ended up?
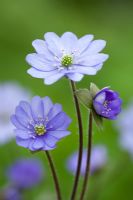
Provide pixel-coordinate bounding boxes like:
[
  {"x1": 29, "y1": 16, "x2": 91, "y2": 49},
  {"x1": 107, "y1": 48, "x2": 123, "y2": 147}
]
[
  {"x1": 2, "y1": 187, "x2": 21, "y2": 200},
  {"x1": 11, "y1": 96, "x2": 71, "y2": 151},
  {"x1": 26, "y1": 32, "x2": 109, "y2": 85},
  {"x1": 7, "y1": 158, "x2": 43, "y2": 189},
  {"x1": 67, "y1": 145, "x2": 107, "y2": 176},
  {"x1": 116, "y1": 102, "x2": 133, "y2": 157},
  {"x1": 93, "y1": 87, "x2": 122, "y2": 120},
  {"x1": 0, "y1": 82, "x2": 31, "y2": 145}
]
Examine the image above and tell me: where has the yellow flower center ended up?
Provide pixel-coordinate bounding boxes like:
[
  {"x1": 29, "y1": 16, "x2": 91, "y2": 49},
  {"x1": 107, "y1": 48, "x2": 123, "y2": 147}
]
[
  {"x1": 61, "y1": 55, "x2": 73, "y2": 67},
  {"x1": 34, "y1": 125, "x2": 46, "y2": 136}
]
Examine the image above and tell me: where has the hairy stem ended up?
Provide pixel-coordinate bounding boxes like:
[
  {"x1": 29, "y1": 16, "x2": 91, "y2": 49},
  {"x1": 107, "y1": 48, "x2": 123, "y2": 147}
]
[
  {"x1": 80, "y1": 111, "x2": 93, "y2": 200},
  {"x1": 45, "y1": 151, "x2": 62, "y2": 200},
  {"x1": 70, "y1": 80, "x2": 83, "y2": 200}
]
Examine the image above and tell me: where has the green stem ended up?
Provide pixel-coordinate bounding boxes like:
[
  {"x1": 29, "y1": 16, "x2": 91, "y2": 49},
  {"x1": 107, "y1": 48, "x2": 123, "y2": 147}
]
[
  {"x1": 45, "y1": 151, "x2": 62, "y2": 200},
  {"x1": 70, "y1": 80, "x2": 84, "y2": 200},
  {"x1": 80, "y1": 111, "x2": 93, "y2": 200}
]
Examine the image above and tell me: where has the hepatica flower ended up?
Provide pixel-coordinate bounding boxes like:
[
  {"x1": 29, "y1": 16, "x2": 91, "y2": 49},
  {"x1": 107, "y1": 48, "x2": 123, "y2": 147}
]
[
  {"x1": 7, "y1": 158, "x2": 43, "y2": 189},
  {"x1": 0, "y1": 82, "x2": 30, "y2": 145},
  {"x1": 116, "y1": 102, "x2": 133, "y2": 157},
  {"x1": 93, "y1": 87, "x2": 122, "y2": 120},
  {"x1": 11, "y1": 96, "x2": 71, "y2": 151},
  {"x1": 67, "y1": 145, "x2": 107, "y2": 176},
  {"x1": 26, "y1": 32, "x2": 109, "y2": 85}
]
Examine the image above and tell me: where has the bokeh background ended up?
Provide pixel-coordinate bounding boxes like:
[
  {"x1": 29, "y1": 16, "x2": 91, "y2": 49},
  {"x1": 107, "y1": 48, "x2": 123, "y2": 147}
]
[{"x1": 0, "y1": 0, "x2": 133, "y2": 199}]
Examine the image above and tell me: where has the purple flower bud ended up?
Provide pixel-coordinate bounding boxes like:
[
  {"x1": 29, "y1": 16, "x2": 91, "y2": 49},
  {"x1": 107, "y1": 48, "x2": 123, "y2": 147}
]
[
  {"x1": 93, "y1": 87, "x2": 122, "y2": 120},
  {"x1": 7, "y1": 158, "x2": 43, "y2": 189}
]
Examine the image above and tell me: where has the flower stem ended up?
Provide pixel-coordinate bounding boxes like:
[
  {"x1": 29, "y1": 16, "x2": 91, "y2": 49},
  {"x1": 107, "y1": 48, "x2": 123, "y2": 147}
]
[
  {"x1": 70, "y1": 80, "x2": 83, "y2": 200},
  {"x1": 45, "y1": 151, "x2": 62, "y2": 200},
  {"x1": 80, "y1": 111, "x2": 93, "y2": 200}
]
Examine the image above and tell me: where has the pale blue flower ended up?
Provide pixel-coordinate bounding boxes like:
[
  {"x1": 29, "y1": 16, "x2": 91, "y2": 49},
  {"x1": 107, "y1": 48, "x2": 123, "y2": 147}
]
[{"x1": 26, "y1": 32, "x2": 109, "y2": 85}]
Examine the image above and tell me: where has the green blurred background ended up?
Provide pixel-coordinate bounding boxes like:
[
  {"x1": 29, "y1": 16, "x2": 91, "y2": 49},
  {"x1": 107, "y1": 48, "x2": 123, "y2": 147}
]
[{"x1": 0, "y1": 0, "x2": 133, "y2": 199}]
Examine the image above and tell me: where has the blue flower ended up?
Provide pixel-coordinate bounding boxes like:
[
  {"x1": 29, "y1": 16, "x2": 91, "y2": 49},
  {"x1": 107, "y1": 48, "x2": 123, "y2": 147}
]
[
  {"x1": 7, "y1": 158, "x2": 43, "y2": 189},
  {"x1": 67, "y1": 145, "x2": 108, "y2": 176},
  {"x1": 93, "y1": 87, "x2": 122, "y2": 120},
  {"x1": 11, "y1": 96, "x2": 71, "y2": 151},
  {"x1": 26, "y1": 32, "x2": 109, "y2": 85}
]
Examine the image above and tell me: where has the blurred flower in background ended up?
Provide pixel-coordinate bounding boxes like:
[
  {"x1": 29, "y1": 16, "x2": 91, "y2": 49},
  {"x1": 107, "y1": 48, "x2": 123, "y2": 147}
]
[
  {"x1": 67, "y1": 145, "x2": 108, "y2": 176},
  {"x1": 116, "y1": 102, "x2": 133, "y2": 158},
  {"x1": 0, "y1": 82, "x2": 31, "y2": 145},
  {"x1": 7, "y1": 158, "x2": 44, "y2": 189},
  {"x1": 26, "y1": 32, "x2": 108, "y2": 85},
  {"x1": 0, "y1": 187, "x2": 21, "y2": 200}
]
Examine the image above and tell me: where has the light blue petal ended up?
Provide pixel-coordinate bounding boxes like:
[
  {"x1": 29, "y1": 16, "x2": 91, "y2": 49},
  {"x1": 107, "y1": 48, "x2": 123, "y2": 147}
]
[
  {"x1": 44, "y1": 32, "x2": 62, "y2": 57},
  {"x1": 84, "y1": 40, "x2": 106, "y2": 55},
  {"x1": 78, "y1": 34, "x2": 94, "y2": 54},
  {"x1": 66, "y1": 73, "x2": 84, "y2": 81},
  {"x1": 77, "y1": 53, "x2": 109, "y2": 67},
  {"x1": 26, "y1": 53, "x2": 56, "y2": 71},
  {"x1": 44, "y1": 134, "x2": 58, "y2": 148},
  {"x1": 73, "y1": 66, "x2": 97, "y2": 75},
  {"x1": 27, "y1": 68, "x2": 58, "y2": 78},
  {"x1": 61, "y1": 32, "x2": 78, "y2": 53},
  {"x1": 44, "y1": 72, "x2": 64, "y2": 85}
]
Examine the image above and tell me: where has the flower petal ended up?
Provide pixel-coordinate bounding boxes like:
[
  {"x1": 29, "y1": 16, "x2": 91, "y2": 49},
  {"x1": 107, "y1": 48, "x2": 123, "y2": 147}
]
[
  {"x1": 44, "y1": 134, "x2": 58, "y2": 148},
  {"x1": 11, "y1": 115, "x2": 27, "y2": 130},
  {"x1": 15, "y1": 129, "x2": 30, "y2": 139},
  {"x1": 47, "y1": 112, "x2": 69, "y2": 130},
  {"x1": 26, "y1": 53, "x2": 56, "y2": 71},
  {"x1": 48, "y1": 130, "x2": 70, "y2": 139},
  {"x1": 42, "y1": 96, "x2": 53, "y2": 117},
  {"x1": 74, "y1": 66, "x2": 97, "y2": 75},
  {"x1": 32, "y1": 138, "x2": 45, "y2": 150},
  {"x1": 47, "y1": 103, "x2": 62, "y2": 121},
  {"x1": 44, "y1": 73, "x2": 65, "y2": 85},
  {"x1": 78, "y1": 53, "x2": 109, "y2": 67},
  {"x1": 84, "y1": 40, "x2": 106, "y2": 55},
  {"x1": 32, "y1": 39, "x2": 53, "y2": 59},
  {"x1": 27, "y1": 68, "x2": 57, "y2": 78},
  {"x1": 16, "y1": 137, "x2": 30, "y2": 148},
  {"x1": 66, "y1": 73, "x2": 84, "y2": 81},
  {"x1": 61, "y1": 32, "x2": 78, "y2": 53},
  {"x1": 44, "y1": 32, "x2": 62, "y2": 57},
  {"x1": 31, "y1": 96, "x2": 44, "y2": 119},
  {"x1": 78, "y1": 34, "x2": 94, "y2": 53}
]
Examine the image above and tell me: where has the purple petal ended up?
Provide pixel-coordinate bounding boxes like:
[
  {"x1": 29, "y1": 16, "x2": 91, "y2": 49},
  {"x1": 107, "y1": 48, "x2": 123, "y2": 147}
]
[
  {"x1": 42, "y1": 96, "x2": 53, "y2": 117},
  {"x1": 48, "y1": 130, "x2": 70, "y2": 139},
  {"x1": 47, "y1": 103, "x2": 62, "y2": 121},
  {"x1": 93, "y1": 101, "x2": 104, "y2": 115},
  {"x1": 31, "y1": 96, "x2": 44, "y2": 119},
  {"x1": 15, "y1": 106, "x2": 30, "y2": 127},
  {"x1": 44, "y1": 134, "x2": 58, "y2": 147},
  {"x1": 94, "y1": 92, "x2": 106, "y2": 104},
  {"x1": 78, "y1": 34, "x2": 94, "y2": 54},
  {"x1": 15, "y1": 129, "x2": 30, "y2": 139},
  {"x1": 56, "y1": 115, "x2": 72, "y2": 130},
  {"x1": 19, "y1": 101, "x2": 33, "y2": 119},
  {"x1": 32, "y1": 138, "x2": 45, "y2": 150},
  {"x1": 16, "y1": 137, "x2": 30, "y2": 148},
  {"x1": 11, "y1": 115, "x2": 27, "y2": 130},
  {"x1": 47, "y1": 112, "x2": 69, "y2": 130}
]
